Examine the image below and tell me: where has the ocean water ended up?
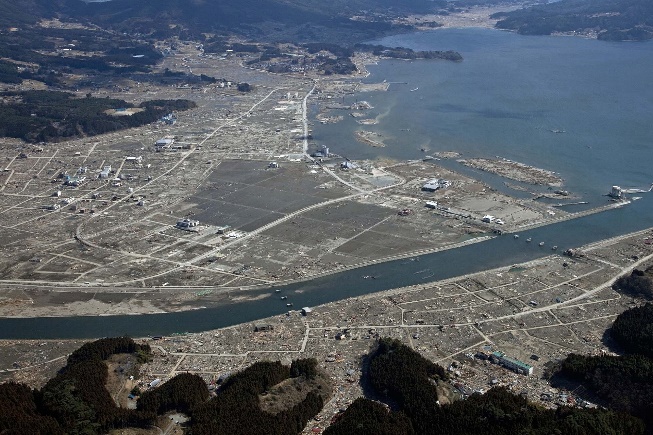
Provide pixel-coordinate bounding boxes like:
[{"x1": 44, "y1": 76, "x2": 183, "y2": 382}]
[{"x1": 312, "y1": 28, "x2": 653, "y2": 203}]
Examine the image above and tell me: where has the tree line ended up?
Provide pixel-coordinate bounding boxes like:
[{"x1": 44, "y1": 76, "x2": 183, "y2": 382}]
[
  {"x1": 325, "y1": 337, "x2": 644, "y2": 435},
  {"x1": 0, "y1": 91, "x2": 196, "y2": 143},
  {"x1": 0, "y1": 337, "x2": 155, "y2": 434},
  {"x1": 492, "y1": 0, "x2": 653, "y2": 41},
  {"x1": 554, "y1": 303, "x2": 653, "y2": 432},
  {"x1": 612, "y1": 267, "x2": 653, "y2": 300}
]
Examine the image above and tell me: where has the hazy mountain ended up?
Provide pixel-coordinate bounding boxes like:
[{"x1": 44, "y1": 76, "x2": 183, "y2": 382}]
[
  {"x1": 492, "y1": 0, "x2": 653, "y2": 41},
  {"x1": 0, "y1": 0, "x2": 448, "y2": 43}
]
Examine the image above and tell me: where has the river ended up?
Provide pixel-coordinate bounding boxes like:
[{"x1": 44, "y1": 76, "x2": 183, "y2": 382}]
[{"x1": 1, "y1": 28, "x2": 652, "y2": 339}]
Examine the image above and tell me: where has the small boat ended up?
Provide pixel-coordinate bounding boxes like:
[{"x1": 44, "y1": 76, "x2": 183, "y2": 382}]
[
  {"x1": 286, "y1": 303, "x2": 293, "y2": 307},
  {"x1": 275, "y1": 289, "x2": 281, "y2": 293},
  {"x1": 526, "y1": 238, "x2": 532, "y2": 242},
  {"x1": 539, "y1": 242, "x2": 545, "y2": 246},
  {"x1": 280, "y1": 296, "x2": 287, "y2": 300},
  {"x1": 552, "y1": 245, "x2": 558, "y2": 250},
  {"x1": 514, "y1": 234, "x2": 519, "y2": 239},
  {"x1": 410, "y1": 87, "x2": 419, "y2": 92}
]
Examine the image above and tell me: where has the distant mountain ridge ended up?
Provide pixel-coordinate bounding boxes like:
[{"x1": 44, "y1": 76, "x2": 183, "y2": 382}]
[
  {"x1": 492, "y1": 0, "x2": 653, "y2": 41},
  {"x1": 0, "y1": 0, "x2": 448, "y2": 43}
]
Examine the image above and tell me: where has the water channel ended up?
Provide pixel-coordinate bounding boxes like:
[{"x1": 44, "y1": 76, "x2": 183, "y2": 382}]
[{"x1": 1, "y1": 28, "x2": 651, "y2": 339}]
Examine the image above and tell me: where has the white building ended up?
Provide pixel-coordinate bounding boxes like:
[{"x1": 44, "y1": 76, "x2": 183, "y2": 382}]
[
  {"x1": 99, "y1": 165, "x2": 112, "y2": 179},
  {"x1": 422, "y1": 178, "x2": 451, "y2": 192}
]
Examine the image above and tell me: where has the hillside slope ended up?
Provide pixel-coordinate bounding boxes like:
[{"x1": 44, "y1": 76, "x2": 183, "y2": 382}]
[{"x1": 492, "y1": 0, "x2": 653, "y2": 41}]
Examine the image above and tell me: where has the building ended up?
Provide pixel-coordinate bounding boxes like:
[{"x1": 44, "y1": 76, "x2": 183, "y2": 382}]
[
  {"x1": 254, "y1": 324, "x2": 274, "y2": 332},
  {"x1": 482, "y1": 215, "x2": 495, "y2": 223},
  {"x1": 425, "y1": 201, "x2": 438, "y2": 209},
  {"x1": 65, "y1": 176, "x2": 85, "y2": 186},
  {"x1": 176, "y1": 218, "x2": 199, "y2": 229},
  {"x1": 99, "y1": 165, "x2": 112, "y2": 179},
  {"x1": 301, "y1": 307, "x2": 312, "y2": 316},
  {"x1": 161, "y1": 113, "x2": 177, "y2": 125},
  {"x1": 215, "y1": 225, "x2": 231, "y2": 235},
  {"x1": 422, "y1": 178, "x2": 451, "y2": 192},
  {"x1": 155, "y1": 138, "x2": 174, "y2": 151},
  {"x1": 609, "y1": 185, "x2": 623, "y2": 199},
  {"x1": 490, "y1": 351, "x2": 533, "y2": 376}
]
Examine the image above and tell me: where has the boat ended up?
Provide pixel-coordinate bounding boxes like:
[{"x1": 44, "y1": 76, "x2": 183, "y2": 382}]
[
  {"x1": 514, "y1": 234, "x2": 519, "y2": 239},
  {"x1": 539, "y1": 242, "x2": 545, "y2": 246},
  {"x1": 286, "y1": 303, "x2": 293, "y2": 307},
  {"x1": 280, "y1": 296, "x2": 287, "y2": 300},
  {"x1": 275, "y1": 289, "x2": 281, "y2": 293},
  {"x1": 410, "y1": 87, "x2": 419, "y2": 92},
  {"x1": 552, "y1": 246, "x2": 558, "y2": 250},
  {"x1": 526, "y1": 238, "x2": 532, "y2": 242}
]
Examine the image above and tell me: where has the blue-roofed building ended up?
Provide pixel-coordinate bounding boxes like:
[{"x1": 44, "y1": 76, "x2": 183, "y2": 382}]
[{"x1": 491, "y1": 351, "x2": 533, "y2": 376}]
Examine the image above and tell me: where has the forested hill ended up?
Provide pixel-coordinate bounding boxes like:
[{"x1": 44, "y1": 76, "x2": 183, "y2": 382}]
[
  {"x1": 492, "y1": 0, "x2": 653, "y2": 41},
  {"x1": 0, "y1": 0, "x2": 449, "y2": 43}
]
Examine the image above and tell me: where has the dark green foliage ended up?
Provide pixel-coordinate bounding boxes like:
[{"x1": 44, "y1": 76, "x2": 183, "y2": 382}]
[
  {"x1": 357, "y1": 338, "x2": 644, "y2": 435},
  {"x1": 368, "y1": 338, "x2": 447, "y2": 434},
  {"x1": 37, "y1": 337, "x2": 156, "y2": 434},
  {"x1": 558, "y1": 353, "x2": 653, "y2": 429},
  {"x1": 304, "y1": 43, "x2": 355, "y2": 58},
  {"x1": 369, "y1": 337, "x2": 448, "y2": 398},
  {"x1": 493, "y1": 0, "x2": 653, "y2": 41},
  {"x1": 356, "y1": 44, "x2": 463, "y2": 61},
  {"x1": 0, "y1": 382, "x2": 64, "y2": 435},
  {"x1": 66, "y1": 336, "x2": 151, "y2": 367},
  {"x1": 553, "y1": 304, "x2": 653, "y2": 431},
  {"x1": 319, "y1": 57, "x2": 357, "y2": 75},
  {"x1": 611, "y1": 303, "x2": 653, "y2": 356},
  {"x1": 438, "y1": 387, "x2": 643, "y2": 435},
  {"x1": 189, "y1": 360, "x2": 323, "y2": 435},
  {"x1": 5, "y1": 0, "x2": 447, "y2": 45},
  {"x1": 138, "y1": 373, "x2": 209, "y2": 415},
  {"x1": 324, "y1": 398, "x2": 413, "y2": 435},
  {"x1": 0, "y1": 12, "x2": 163, "y2": 83},
  {"x1": 0, "y1": 60, "x2": 22, "y2": 84},
  {"x1": 230, "y1": 43, "x2": 260, "y2": 53},
  {"x1": 612, "y1": 268, "x2": 653, "y2": 299},
  {"x1": 0, "y1": 91, "x2": 195, "y2": 142},
  {"x1": 290, "y1": 358, "x2": 319, "y2": 380}
]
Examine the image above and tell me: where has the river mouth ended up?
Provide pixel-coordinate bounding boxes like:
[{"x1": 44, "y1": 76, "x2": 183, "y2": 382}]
[{"x1": 2, "y1": 28, "x2": 652, "y2": 339}]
